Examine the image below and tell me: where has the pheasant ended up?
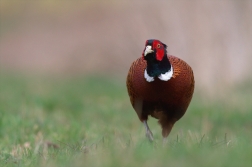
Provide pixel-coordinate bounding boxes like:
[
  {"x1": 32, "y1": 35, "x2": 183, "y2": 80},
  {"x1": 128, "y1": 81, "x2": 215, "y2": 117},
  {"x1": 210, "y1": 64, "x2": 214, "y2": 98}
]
[{"x1": 126, "y1": 39, "x2": 194, "y2": 141}]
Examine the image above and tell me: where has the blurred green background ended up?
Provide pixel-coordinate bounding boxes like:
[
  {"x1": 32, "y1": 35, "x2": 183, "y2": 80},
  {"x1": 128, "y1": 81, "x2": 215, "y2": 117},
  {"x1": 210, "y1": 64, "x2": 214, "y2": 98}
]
[{"x1": 0, "y1": 0, "x2": 252, "y2": 167}]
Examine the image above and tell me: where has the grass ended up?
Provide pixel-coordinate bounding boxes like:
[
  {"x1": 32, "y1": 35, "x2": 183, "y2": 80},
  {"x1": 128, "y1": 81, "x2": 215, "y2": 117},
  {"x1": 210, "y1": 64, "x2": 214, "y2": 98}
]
[{"x1": 0, "y1": 73, "x2": 252, "y2": 167}]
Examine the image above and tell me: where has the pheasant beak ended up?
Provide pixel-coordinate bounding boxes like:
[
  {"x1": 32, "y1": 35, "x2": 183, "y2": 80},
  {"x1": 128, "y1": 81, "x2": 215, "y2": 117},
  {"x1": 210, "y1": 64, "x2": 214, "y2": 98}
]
[{"x1": 144, "y1": 45, "x2": 154, "y2": 57}]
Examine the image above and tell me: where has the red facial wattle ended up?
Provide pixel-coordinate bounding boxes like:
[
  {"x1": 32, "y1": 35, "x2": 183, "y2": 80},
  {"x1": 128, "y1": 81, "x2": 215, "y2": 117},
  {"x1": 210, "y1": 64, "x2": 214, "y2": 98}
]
[
  {"x1": 156, "y1": 49, "x2": 164, "y2": 61},
  {"x1": 153, "y1": 41, "x2": 164, "y2": 61}
]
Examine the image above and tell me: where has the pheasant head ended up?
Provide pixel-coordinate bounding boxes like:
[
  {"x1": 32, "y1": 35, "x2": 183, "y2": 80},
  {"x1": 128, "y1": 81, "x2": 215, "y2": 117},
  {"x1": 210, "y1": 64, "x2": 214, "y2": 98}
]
[{"x1": 142, "y1": 39, "x2": 173, "y2": 82}]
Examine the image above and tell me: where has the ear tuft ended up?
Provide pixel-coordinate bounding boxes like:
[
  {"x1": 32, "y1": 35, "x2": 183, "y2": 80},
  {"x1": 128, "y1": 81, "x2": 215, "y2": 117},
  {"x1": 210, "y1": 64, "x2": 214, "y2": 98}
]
[{"x1": 162, "y1": 43, "x2": 167, "y2": 49}]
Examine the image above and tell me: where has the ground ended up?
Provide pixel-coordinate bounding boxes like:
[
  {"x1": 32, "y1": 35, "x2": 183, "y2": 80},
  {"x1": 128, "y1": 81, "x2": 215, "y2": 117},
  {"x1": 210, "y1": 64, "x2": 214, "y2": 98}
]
[{"x1": 0, "y1": 74, "x2": 251, "y2": 167}]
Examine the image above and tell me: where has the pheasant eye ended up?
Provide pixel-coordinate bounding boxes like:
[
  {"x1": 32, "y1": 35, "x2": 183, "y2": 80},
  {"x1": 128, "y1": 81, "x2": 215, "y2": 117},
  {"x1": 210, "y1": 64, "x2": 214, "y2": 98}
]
[{"x1": 157, "y1": 44, "x2": 161, "y2": 48}]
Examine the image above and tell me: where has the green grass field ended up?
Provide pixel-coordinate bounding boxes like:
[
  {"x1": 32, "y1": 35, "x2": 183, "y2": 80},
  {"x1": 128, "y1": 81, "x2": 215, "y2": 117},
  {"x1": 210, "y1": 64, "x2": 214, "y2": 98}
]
[{"x1": 0, "y1": 74, "x2": 251, "y2": 167}]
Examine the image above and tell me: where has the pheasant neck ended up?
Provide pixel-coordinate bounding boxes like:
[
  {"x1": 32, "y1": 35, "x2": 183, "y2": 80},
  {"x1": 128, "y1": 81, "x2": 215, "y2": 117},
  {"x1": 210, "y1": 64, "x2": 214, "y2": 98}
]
[{"x1": 144, "y1": 55, "x2": 173, "y2": 82}]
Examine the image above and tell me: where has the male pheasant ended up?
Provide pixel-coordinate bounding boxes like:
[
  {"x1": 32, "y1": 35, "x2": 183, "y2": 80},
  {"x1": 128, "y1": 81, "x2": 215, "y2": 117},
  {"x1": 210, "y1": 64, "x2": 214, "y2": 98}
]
[{"x1": 126, "y1": 39, "x2": 194, "y2": 141}]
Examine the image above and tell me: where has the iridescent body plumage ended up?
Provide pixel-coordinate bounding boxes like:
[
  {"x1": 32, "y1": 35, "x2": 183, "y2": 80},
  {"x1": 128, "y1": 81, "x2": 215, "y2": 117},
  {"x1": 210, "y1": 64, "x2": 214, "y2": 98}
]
[{"x1": 126, "y1": 40, "x2": 195, "y2": 140}]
